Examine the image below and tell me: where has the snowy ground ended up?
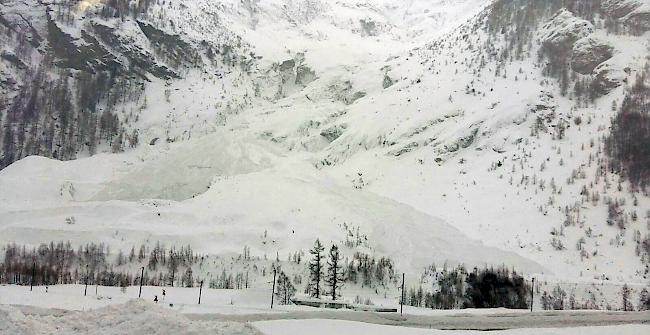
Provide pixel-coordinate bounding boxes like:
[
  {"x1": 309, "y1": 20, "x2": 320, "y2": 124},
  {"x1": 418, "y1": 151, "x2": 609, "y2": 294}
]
[{"x1": 1, "y1": 284, "x2": 649, "y2": 334}]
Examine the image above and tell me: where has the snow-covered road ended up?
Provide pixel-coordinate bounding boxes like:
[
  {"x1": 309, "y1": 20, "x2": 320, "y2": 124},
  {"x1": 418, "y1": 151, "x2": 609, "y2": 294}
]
[
  {"x1": 254, "y1": 320, "x2": 650, "y2": 335},
  {"x1": 191, "y1": 308, "x2": 650, "y2": 331},
  {"x1": 3, "y1": 301, "x2": 649, "y2": 335}
]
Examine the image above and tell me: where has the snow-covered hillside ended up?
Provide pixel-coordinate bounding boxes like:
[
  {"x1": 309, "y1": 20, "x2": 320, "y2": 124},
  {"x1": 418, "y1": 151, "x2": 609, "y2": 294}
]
[{"x1": 1, "y1": 0, "x2": 650, "y2": 304}]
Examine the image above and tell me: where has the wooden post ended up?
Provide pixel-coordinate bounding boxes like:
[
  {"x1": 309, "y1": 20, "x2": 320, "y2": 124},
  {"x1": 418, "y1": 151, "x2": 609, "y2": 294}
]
[
  {"x1": 530, "y1": 277, "x2": 535, "y2": 312},
  {"x1": 30, "y1": 261, "x2": 35, "y2": 292},
  {"x1": 401, "y1": 273, "x2": 405, "y2": 316},
  {"x1": 198, "y1": 280, "x2": 204, "y2": 304},
  {"x1": 139, "y1": 267, "x2": 144, "y2": 298},
  {"x1": 170, "y1": 268, "x2": 174, "y2": 287},
  {"x1": 270, "y1": 268, "x2": 277, "y2": 309},
  {"x1": 84, "y1": 264, "x2": 89, "y2": 296}
]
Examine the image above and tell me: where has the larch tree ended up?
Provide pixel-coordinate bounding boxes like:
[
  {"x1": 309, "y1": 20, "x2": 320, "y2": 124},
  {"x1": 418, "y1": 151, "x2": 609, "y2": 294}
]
[
  {"x1": 308, "y1": 239, "x2": 325, "y2": 299},
  {"x1": 325, "y1": 245, "x2": 345, "y2": 300}
]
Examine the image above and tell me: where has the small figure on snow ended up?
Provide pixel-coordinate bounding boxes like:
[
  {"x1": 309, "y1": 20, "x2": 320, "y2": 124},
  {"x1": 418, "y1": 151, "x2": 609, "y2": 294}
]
[
  {"x1": 154, "y1": 295, "x2": 159, "y2": 303},
  {"x1": 162, "y1": 289, "x2": 166, "y2": 301}
]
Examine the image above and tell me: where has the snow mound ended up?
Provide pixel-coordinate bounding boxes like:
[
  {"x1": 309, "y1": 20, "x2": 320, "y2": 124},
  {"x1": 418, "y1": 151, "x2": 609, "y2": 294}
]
[{"x1": 0, "y1": 300, "x2": 260, "y2": 335}]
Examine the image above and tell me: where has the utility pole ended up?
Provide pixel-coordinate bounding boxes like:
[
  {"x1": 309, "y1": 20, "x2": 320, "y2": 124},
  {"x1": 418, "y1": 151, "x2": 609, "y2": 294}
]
[
  {"x1": 139, "y1": 267, "x2": 144, "y2": 298},
  {"x1": 170, "y1": 268, "x2": 174, "y2": 287},
  {"x1": 530, "y1": 277, "x2": 535, "y2": 312},
  {"x1": 401, "y1": 273, "x2": 405, "y2": 316},
  {"x1": 270, "y1": 268, "x2": 277, "y2": 309},
  {"x1": 198, "y1": 280, "x2": 204, "y2": 304},
  {"x1": 84, "y1": 264, "x2": 89, "y2": 297},
  {"x1": 30, "y1": 261, "x2": 35, "y2": 292}
]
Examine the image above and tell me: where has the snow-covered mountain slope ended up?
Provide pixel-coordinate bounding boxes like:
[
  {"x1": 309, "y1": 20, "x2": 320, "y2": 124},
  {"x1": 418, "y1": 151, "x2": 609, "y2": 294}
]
[
  {"x1": 0, "y1": 133, "x2": 545, "y2": 275},
  {"x1": 2, "y1": 0, "x2": 650, "y2": 287}
]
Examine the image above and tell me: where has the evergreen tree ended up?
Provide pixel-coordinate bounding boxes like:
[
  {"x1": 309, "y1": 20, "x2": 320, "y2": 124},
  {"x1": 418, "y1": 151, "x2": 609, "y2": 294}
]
[
  {"x1": 308, "y1": 239, "x2": 325, "y2": 299},
  {"x1": 639, "y1": 288, "x2": 650, "y2": 311},
  {"x1": 622, "y1": 284, "x2": 633, "y2": 311},
  {"x1": 325, "y1": 245, "x2": 345, "y2": 300},
  {"x1": 275, "y1": 271, "x2": 296, "y2": 305}
]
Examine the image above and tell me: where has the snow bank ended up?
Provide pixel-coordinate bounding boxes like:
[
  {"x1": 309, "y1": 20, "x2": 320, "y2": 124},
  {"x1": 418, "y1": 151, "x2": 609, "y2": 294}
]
[{"x1": 0, "y1": 299, "x2": 260, "y2": 335}]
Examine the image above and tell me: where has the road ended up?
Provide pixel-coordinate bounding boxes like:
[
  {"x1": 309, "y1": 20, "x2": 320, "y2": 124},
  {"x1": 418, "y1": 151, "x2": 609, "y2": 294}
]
[{"x1": 187, "y1": 309, "x2": 650, "y2": 331}]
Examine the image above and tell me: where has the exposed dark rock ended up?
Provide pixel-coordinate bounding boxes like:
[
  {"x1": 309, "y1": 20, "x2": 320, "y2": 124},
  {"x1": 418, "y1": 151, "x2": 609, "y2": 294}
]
[
  {"x1": 1, "y1": 51, "x2": 27, "y2": 70},
  {"x1": 295, "y1": 64, "x2": 316, "y2": 86},
  {"x1": 602, "y1": 0, "x2": 642, "y2": 19},
  {"x1": 92, "y1": 22, "x2": 178, "y2": 80},
  {"x1": 624, "y1": 9, "x2": 650, "y2": 32},
  {"x1": 382, "y1": 74, "x2": 394, "y2": 89},
  {"x1": 320, "y1": 125, "x2": 345, "y2": 142},
  {"x1": 47, "y1": 13, "x2": 116, "y2": 73},
  {"x1": 136, "y1": 21, "x2": 201, "y2": 67},
  {"x1": 592, "y1": 65, "x2": 621, "y2": 96}
]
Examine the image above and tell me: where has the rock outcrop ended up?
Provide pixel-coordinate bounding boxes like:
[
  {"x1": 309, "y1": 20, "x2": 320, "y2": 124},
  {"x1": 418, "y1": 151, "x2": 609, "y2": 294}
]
[{"x1": 571, "y1": 37, "x2": 614, "y2": 75}]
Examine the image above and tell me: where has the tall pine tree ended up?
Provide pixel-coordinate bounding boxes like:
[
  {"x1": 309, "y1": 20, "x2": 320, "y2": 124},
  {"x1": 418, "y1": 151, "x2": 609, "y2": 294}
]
[
  {"x1": 325, "y1": 245, "x2": 345, "y2": 300},
  {"x1": 308, "y1": 239, "x2": 324, "y2": 299}
]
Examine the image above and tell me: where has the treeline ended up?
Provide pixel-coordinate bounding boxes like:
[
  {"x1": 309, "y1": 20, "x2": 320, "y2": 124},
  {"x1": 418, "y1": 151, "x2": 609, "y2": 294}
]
[
  {"x1": 406, "y1": 266, "x2": 531, "y2": 310},
  {"x1": 0, "y1": 241, "x2": 199, "y2": 287}
]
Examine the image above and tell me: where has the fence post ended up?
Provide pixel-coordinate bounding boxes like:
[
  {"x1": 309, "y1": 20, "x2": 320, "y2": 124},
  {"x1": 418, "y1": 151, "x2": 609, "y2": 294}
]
[
  {"x1": 530, "y1": 277, "x2": 535, "y2": 312},
  {"x1": 30, "y1": 261, "x2": 35, "y2": 292},
  {"x1": 198, "y1": 280, "x2": 204, "y2": 304},
  {"x1": 270, "y1": 268, "x2": 277, "y2": 309},
  {"x1": 139, "y1": 267, "x2": 144, "y2": 298},
  {"x1": 401, "y1": 273, "x2": 405, "y2": 316},
  {"x1": 84, "y1": 264, "x2": 89, "y2": 296}
]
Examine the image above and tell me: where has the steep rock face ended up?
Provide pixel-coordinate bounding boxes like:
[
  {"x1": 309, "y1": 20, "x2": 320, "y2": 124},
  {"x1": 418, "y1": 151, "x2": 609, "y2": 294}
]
[
  {"x1": 0, "y1": 0, "x2": 257, "y2": 169},
  {"x1": 538, "y1": 9, "x2": 594, "y2": 53},
  {"x1": 571, "y1": 37, "x2": 614, "y2": 75},
  {"x1": 602, "y1": 0, "x2": 643, "y2": 19},
  {"x1": 623, "y1": 7, "x2": 650, "y2": 32},
  {"x1": 46, "y1": 13, "x2": 119, "y2": 73},
  {"x1": 592, "y1": 64, "x2": 622, "y2": 95},
  {"x1": 603, "y1": 0, "x2": 650, "y2": 33}
]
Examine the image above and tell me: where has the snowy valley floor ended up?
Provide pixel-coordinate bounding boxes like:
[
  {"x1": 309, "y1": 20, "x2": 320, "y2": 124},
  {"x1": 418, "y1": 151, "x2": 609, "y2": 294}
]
[{"x1": 1, "y1": 285, "x2": 650, "y2": 334}]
